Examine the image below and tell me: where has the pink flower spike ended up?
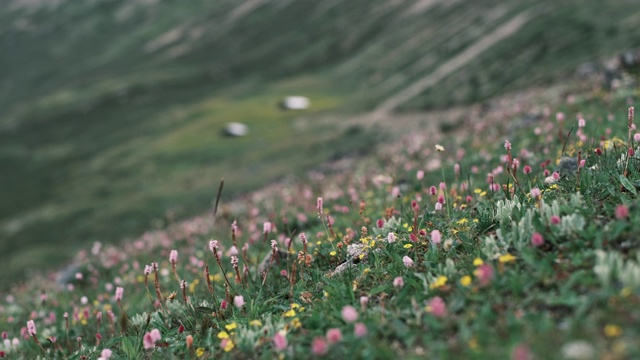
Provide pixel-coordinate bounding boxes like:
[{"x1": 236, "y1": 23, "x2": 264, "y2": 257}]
[
  {"x1": 115, "y1": 287, "x2": 124, "y2": 302},
  {"x1": 26, "y1": 320, "x2": 36, "y2": 336},
  {"x1": 326, "y1": 328, "x2": 342, "y2": 343},
  {"x1": 530, "y1": 187, "x2": 541, "y2": 199},
  {"x1": 427, "y1": 296, "x2": 446, "y2": 318},
  {"x1": 634, "y1": 133, "x2": 640, "y2": 142},
  {"x1": 531, "y1": 232, "x2": 544, "y2": 247},
  {"x1": 579, "y1": 159, "x2": 586, "y2": 168},
  {"x1": 523, "y1": 165, "x2": 532, "y2": 175},
  {"x1": 393, "y1": 277, "x2": 404, "y2": 288},
  {"x1": 417, "y1": 170, "x2": 424, "y2": 180},
  {"x1": 552, "y1": 172, "x2": 560, "y2": 180},
  {"x1": 550, "y1": 215, "x2": 561, "y2": 225},
  {"x1": 616, "y1": 204, "x2": 629, "y2": 219},
  {"x1": 312, "y1": 337, "x2": 327, "y2": 355},
  {"x1": 354, "y1": 323, "x2": 368, "y2": 338},
  {"x1": 150, "y1": 329, "x2": 161, "y2": 342},
  {"x1": 273, "y1": 332, "x2": 287, "y2": 350},
  {"x1": 143, "y1": 332, "x2": 155, "y2": 349},
  {"x1": 431, "y1": 230, "x2": 442, "y2": 244},
  {"x1": 429, "y1": 186, "x2": 437, "y2": 195},
  {"x1": 578, "y1": 118, "x2": 586, "y2": 128},
  {"x1": 387, "y1": 232, "x2": 395, "y2": 243},
  {"x1": 263, "y1": 222, "x2": 272, "y2": 234},
  {"x1": 234, "y1": 295, "x2": 245, "y2": 308},
  {"x1": 504, "y1": 140, "x2": 512, "y2": 150},
  {"x1": 169, "y1": 250, "x2": 178, "y2": 264},
  {"x1": 475, "y1": 264, "x2": 494, "y2": 287},
  {"x1": 317, "y1": 197, "x2": 323, "y2": 218},
  {"x1": 402, "y1": 256, "x2": 414, "y2": 268},
  {"x1": 435, "y1": 203, "x2": 443, "y2": 211},
  {"x1": 100, "y1": 349, "x2": 113, "y2": 359},
  {"x1": 341, "y1": 305, "x2": 358, "y2": 323}
]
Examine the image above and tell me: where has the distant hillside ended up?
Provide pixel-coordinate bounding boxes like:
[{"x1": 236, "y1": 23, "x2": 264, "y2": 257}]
[{"x1": 1, "y1": 0, "x2": 640, "y2": 285}]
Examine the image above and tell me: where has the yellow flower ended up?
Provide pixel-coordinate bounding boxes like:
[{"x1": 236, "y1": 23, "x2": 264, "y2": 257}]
[
  {"x1": 429, "y1": 276, "x2": 448, "y2": 289},
  {"x1": 479, "y1": 191, "x2": 487, "y2": 197},
  {"x1": 249, "y1": 320, "x2": 262, "y2": 327},
  {"x1": 363, "y1": 268, "x2": 371, "y2": 275},
  {"x1": 370, "y1": 240, "x2": 376, "y2": 248},
  {"x1": 330, "y1": 251, "x2": 337, "y2": 256},
  {"x1": 498, "y1": 254, "x2": 517, "y2": 263},
  {"x1": 473, "y1": 258, "x2": 484, "y2": 266},
  {"x1": 196, "y1": 347, "x2": 205, "y2": 357},
  {"x1": 460, "y1": 276, "x2": 472, "y2": 287},
  {"x1": 604, "y1": 324, "x2": 623, "y2": 338},
  {"x1": 473, "y1": 219, "x2": 479, "y2": 223},
  {"x1": 316, "y1": 241, "x2": 321, "y2": 245},
  {"x1": 291, "y1": 303, "x2": 301, "y2": 309},
  {"x1": 403, "y1": 244, "x2": 413, "y2": 249},
  {"x1": 137, "y1": 275, "x2": 145, "y2": 283},
  {"x1": 217, "y1": 331, "x2": 229, "y2": 339},
  {"x1": 457, "y1": 218, "x2": 468, "y2": 225},
  {"x1": 621, "y1": 287, "x2": 632, "y2": 297},
  {"x1": 474, "y1": 188, "x2": 482, "y2": 194},
  {"x1": 223, "y1": 339, "x2": 235, "y2": 352},
  {"x1": 291, "y1": 318, "x2": 302, "y2": 329},
  {"x1": 284, "y1": 309, "x2": 296, "y2": 317},
  {"x1": 468, "y1": 338, "x2": 479, "y2": 350},
  {"x1": 225, "y1": 322, "x2": 237, "y2": 331},
  {"x1": 359, "y1": 254, "x2": 365, "y2": 260}
]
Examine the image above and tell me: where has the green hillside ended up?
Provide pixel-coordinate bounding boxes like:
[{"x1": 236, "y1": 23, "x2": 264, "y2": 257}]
[{"x1": 1, "y1": 0, "x2": 640, "y2": 285}]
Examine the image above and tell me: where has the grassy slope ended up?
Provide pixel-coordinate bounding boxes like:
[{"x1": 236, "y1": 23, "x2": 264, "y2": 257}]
[
  {"x1": 2, "y1": 75, "x2": 640, "y2": 358},
  {"x1": 1, "y1": 0, "x2": 640, "y2": 284}
]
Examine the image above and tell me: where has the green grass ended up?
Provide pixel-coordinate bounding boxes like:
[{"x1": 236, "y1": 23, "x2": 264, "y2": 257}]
[
  {"x1": 2, "y1": 75, "x2": 640, "y2": 358},
  {"x1": 3, "y1": 0, "x2": 640, "y2": 286}
]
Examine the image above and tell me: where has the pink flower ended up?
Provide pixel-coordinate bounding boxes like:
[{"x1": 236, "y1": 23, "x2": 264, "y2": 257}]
[
  {"x1": 437, "y1": 194, "x2": 445, "y2": 204},
  {"x1": 427, "y1": 296, "x2": 446, "y2": 318},
  {"x1": 435, "y1": 203, "x2": 443, "y2": 211},
  {"x1": 504, "y1": 140, "x2": 512, "y2": 151},
  {"x1": 360, "y1": 296, "x2": 369, "y2": 307},
  {"x1": 341, "y1": 305, "x2": 358, "y2": 323},
  {"x1": 417, "y1": 170, "x2": 424, "y2": 180},
  {"x1": 391, "y1": 186, "x2": 400, "y2": 198},
  {"x1": 556, "y1": 112, "x2": 565, "y2": 122},
  {"x1": 209, "y1": 240, "x2": 219, "y2": 252},
  {"x1": 263, "y1": 222, "x2": 272, "y2": 234},
  {"x1": 579, "y1": 159, "x2": 586, "y2": 168},
  {"x1": 234, "y1": 295, "x2": 245, "y2": 309},
  {"x1": 523, "y1": 165, "x2": 532, "y2": 175},
  {"x1": 431, "y1": 230, "x2": 442, "y2": 244},
  {"x1": 511, "y1": 343, "x2": 533, "y2": 360},
  {"x1": 594, "y1": 148, "x2": 603, "y2": 156},
  {"x1": 475, "y1": 264, "x2": 494, "y2": 287},
  {"x1": 312, "y1": 337, "x2": 327, "y2": 355},
  {"x1": 429, "y1": 186, "x2": 437, "y2": 195},
  {"x1": 402, "y1": 256, "x2": 414, "y2": 268},
  {"x1": 578, "y1": 118, "x2": 586, "y2": 128},
  {"x1": 169, "y1": 250, "x2": 178, "y2": 264},
  {"x1": 550, "y1": 215, "x2": 561, "y2": 225},
  {"x1": 273, "y1": 332, "x2": 287, "y2": 350},
  {"x1": 26, "y1": 320, "x2": 36, "y2": 336},
  {"x1": 377, "y1": 219, "x2": 385, "y2": 228},
  {"x1": 552, "y1": 172, "x2": 560, "y2": 180},
  {"x1": 326, "y1": 328, "x2": 342, "y2": 343},
  {"x1": 100, "y1": 349, "x2": 112, "y2": 359},
  {"x1": 454, "y1": 163, "x2": 460, "y2": 175},
  {"x1": 115, "y1": 287, "x2": 124, "y2": 302},
  {"x1": 531, "y1": 232, "x2": 544, "y2": 247},
  {"x1": 634, "y1": 133, "x2": 640, "y2": 142},
  {"x1": 354, "y1": 323, "x2": 368, "y2": 338},
  {"x1": 393, "y1": 277, "x2": 404, "y2": 288},
  {"x1": 317, "y1": 197, "x2": 323, "y2": 218},
  {"x1": 616, "y1": 204, "x2": 629, "y2": 219},
  {"x1": 387, "y1": 232, "x2": 395, "y2": 244},
  {"x1": 530, "y1": 187, "x2": 541, "y2": 199},
  {"x1": 220, "y1": 300, "x2": 228, "y2": 310},
  {"x1": 143, "y1": 329, "x2": 161, "y2": 350}
]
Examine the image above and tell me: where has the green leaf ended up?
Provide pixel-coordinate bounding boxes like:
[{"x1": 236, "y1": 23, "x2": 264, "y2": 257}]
[{"x1": 619, "y1": 175, "x2": 637, "y2": 196}]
